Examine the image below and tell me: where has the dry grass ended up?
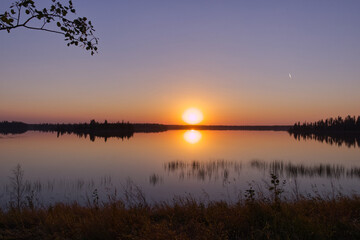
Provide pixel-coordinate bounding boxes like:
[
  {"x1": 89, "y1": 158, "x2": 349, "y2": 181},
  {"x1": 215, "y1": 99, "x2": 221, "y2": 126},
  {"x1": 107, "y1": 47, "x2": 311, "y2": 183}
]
[
  {"x1": 0, "y1": 193, "x2": 359, "y2": 240},
  {"x1": 1, "y1": 168, "x2": 359, "y2": 239}
]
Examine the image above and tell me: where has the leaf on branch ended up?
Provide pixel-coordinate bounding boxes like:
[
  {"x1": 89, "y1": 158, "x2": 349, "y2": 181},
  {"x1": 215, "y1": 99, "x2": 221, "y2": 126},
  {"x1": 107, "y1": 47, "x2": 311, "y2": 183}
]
[{"x1": 0, "y1": 0, "x2": 99, "y2": 55}]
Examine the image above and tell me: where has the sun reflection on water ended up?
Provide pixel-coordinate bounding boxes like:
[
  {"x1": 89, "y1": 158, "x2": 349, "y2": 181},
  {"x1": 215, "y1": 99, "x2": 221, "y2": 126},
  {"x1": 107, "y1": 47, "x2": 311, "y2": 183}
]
[{"x1": 183, "y1": 130, "x2": 202, "y2": 144}]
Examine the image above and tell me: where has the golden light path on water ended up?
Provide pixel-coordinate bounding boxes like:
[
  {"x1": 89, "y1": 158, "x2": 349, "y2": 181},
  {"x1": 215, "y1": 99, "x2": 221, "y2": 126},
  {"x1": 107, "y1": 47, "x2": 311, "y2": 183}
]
[{"x1": 183, "y1": 130, "x2": 202, "y2": 144}]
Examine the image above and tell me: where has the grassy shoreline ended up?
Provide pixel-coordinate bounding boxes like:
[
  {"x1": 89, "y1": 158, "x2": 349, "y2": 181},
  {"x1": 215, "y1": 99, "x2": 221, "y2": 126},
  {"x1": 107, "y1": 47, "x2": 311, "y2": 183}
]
[
  {"x1": 2, "y1": 166, "x2": 359, "y2": 239},
  {"x1": 1, "y1": 194, "x2": 359, "y2": 240}
]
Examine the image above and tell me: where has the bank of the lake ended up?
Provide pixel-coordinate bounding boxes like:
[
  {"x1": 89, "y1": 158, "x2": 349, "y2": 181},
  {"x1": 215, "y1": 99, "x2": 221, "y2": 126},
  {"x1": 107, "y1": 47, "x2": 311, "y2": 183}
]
[{"x1": 0, "y1": 195, "x2": 359, "y2": 240}]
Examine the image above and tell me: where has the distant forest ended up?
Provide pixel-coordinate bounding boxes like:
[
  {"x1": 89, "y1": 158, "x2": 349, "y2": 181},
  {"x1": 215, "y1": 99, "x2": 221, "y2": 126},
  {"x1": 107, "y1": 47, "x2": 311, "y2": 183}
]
[
  {"x1": 0, "y1": 120, "x2": 135, "y2": 141},
  {"x1": 0, "y1": 121, "x2": 28, "y2": 134},
  {"x1": 289, "y1": 115, "x2": 360, "y2": 148},
  {"x1": 33, "y1": 120, "x2": 135, "y2": 141},
  {"x1": 4, "y1": 117, "x2": 359, "y2": 147},
  {"x1": 0, "y1": 121, "x2": 290, "y2": 137},
  {"x1": 0, "y1": 120, "x2": 171, "y2": 141},
  {"x1": 289, "y1": 115, "x2": 360, "y2": 132}
]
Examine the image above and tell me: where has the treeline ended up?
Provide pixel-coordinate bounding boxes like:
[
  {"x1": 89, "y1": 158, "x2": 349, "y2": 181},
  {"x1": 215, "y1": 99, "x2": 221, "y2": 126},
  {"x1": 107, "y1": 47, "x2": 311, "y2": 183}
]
[
  {"x1": 0, "y1": 120, "x2": 135, "y2": 141},
  {"x1": 31, "y1": 119, "x2": 134, "y2": 132},
  {"x1": 289, "y1": 115, "x2": 360, "y2": 132},
  {"x1": 288, "y1": 115, "x2": 360, "y2": 148},
  {"x1": 0, "y1": 121, "x2": 28, "y2": 134},
  {"x1": 31, "y1": 120, "x2": 134, "y2": 141}
]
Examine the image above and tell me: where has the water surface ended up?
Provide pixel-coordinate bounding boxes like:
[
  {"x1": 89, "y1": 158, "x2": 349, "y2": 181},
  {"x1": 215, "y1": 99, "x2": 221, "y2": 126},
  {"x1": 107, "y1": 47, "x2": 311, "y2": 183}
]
[{"x1": 0, "y1": 130, "x2": 359, "y2": 206}]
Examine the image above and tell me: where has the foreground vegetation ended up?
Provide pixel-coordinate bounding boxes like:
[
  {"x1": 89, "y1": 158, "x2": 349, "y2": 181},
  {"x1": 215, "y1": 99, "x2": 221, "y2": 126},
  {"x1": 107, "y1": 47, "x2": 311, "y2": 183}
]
[
  {"x1": 1, "y1": 166, "x2": 359, "y2": 239},
  {"x1": 1, "y1": 193, "x2": 359, "y2": 239}
]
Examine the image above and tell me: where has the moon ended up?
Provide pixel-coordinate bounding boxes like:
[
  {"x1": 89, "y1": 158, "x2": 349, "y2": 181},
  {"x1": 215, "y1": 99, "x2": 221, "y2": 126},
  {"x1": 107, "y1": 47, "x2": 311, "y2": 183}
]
[{"x1": 182, "y1": 108, "x2": 204, "y2": 124}]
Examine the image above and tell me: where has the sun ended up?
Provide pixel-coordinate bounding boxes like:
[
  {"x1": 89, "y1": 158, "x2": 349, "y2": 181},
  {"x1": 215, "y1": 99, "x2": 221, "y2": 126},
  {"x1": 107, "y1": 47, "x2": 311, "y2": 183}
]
[{"x1": 182, "y1": 108, "x2": 203, "y2": 124}]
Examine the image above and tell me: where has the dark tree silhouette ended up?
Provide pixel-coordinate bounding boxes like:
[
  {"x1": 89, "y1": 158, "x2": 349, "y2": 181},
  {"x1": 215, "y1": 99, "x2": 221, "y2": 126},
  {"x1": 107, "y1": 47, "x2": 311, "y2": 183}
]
[
  {"x1": 290, "y1": 115, "x2": 360, "y2": 132},
  {"x1": 0, "y1": 121, "x2": 28, "y2": 134},
  {"x1": 289, "y1": 115, "x2": 360, "y2": 148},
  {"x1": 33, "y1": 120, "x2": 135, "y2": 142},
  {"x1": 0, "y1": 0, "x2": 98, "y2": 55}
]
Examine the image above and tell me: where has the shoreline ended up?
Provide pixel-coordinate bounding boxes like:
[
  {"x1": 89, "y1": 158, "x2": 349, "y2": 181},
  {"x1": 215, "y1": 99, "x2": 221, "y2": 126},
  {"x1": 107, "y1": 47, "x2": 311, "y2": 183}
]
[
  {"x1": 1, "y1": 193, "x2": 359, "y2": 239},
  {"x1": 0, "y1": 121, "x2": 291, "y2": 135}
]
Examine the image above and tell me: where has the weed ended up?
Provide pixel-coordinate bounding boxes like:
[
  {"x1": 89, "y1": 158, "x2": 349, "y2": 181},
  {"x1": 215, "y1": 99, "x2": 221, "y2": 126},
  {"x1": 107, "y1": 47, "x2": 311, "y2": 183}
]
[{"x1": 9, "y1": 164, "x2": 25, "y2": 210}]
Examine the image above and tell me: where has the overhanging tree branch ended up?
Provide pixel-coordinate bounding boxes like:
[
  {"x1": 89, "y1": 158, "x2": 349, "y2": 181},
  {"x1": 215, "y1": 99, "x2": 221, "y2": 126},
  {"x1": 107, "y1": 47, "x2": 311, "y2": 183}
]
[{"x1": 0, "y1": 0, "x2": 98, "y2": 55}]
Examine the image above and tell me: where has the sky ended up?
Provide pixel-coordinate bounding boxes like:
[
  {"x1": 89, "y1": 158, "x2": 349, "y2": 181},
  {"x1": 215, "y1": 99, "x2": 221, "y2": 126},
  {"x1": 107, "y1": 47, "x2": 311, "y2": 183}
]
[{"x1": 1, "y1": 0, "x2": 360, "y2": 125}]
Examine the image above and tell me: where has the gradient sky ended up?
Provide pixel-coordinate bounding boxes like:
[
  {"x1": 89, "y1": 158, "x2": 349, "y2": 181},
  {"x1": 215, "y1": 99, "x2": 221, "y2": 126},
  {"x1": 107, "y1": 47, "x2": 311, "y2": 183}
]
[{"x1": 1, "y1": 0, "x2": 360, "y2": 125}]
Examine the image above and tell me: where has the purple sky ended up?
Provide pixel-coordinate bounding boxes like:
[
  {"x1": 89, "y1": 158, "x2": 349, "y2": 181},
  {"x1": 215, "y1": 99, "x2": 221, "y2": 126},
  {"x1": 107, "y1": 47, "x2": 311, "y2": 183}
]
[{"x1": 1, "y1": 0, "x2": 360, "y2": 124}]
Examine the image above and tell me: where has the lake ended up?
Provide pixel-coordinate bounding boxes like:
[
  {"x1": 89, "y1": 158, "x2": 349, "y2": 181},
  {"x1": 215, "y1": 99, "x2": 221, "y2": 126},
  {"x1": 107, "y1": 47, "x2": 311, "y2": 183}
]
[{"x1": 0, "y1": 130, "x2": 359, "y2": 207}]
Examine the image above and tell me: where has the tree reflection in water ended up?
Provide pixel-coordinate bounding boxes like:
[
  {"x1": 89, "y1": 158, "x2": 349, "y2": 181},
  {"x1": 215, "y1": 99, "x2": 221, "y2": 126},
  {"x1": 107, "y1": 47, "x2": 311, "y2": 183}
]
[
  {"x1": 155, "y1": 160, "x2": 360, "y2": 186},
  {"x1": 250, "y1": 160, "x2": 360, "y2": 179},
  {"x1": 164, "y1": 160, "x2": 242, "y2": 183},
  {"x1": 289, "y1": 132, "x2": 360, "y2": 148}
]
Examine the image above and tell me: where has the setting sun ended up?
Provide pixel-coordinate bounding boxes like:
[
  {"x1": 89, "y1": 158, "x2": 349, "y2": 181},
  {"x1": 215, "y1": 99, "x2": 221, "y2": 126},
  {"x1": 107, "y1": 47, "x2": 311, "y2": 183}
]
[{"x1": 182, "y1": 108, "x2": 204, "y2": 124}]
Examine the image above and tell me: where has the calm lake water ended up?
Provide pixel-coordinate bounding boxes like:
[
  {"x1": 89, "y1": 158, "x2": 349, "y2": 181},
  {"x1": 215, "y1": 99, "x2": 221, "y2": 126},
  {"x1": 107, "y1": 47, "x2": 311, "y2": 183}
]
[{"x1": 0, "y1": 130, "x2": 359, "y2": 206}]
